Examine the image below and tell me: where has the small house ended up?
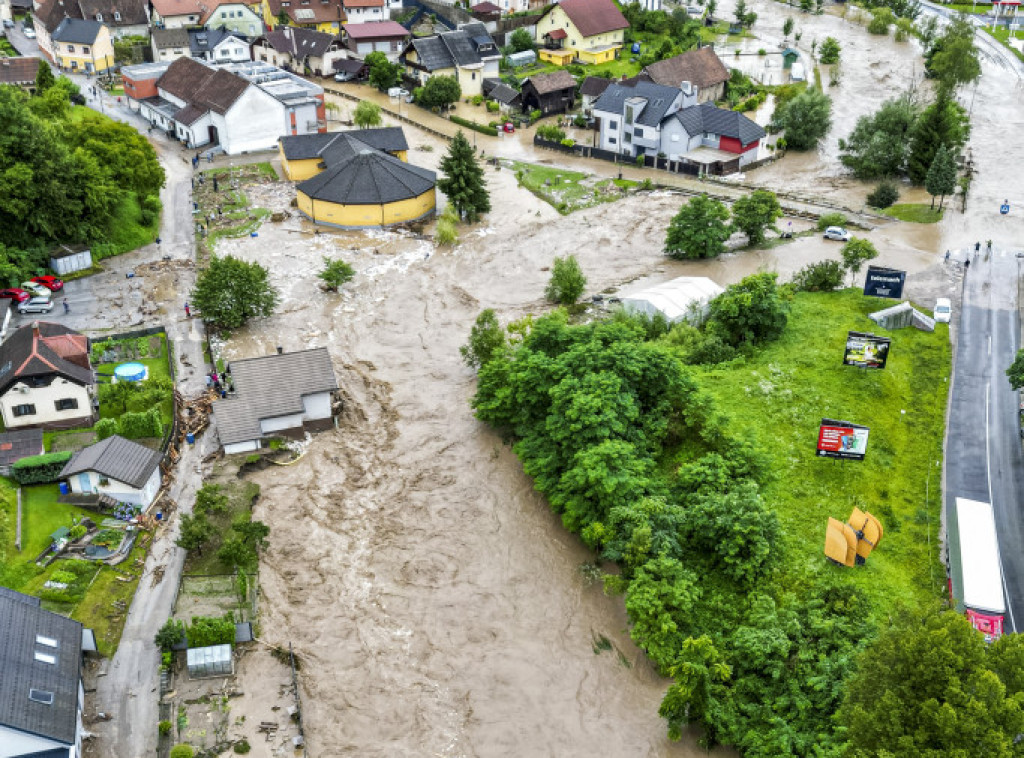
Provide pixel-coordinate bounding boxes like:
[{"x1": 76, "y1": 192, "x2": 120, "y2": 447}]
[
  {"x1": 0, "y1": 58, "x2": 43, "y2": 89},
  {"x1": 252, "y1": 26, "x2": 344, "y2": 75},
  {"x1": 579, "y1": 75, "x2": 612, "y2": 114},
  {"x1": 482, "y1": 77, "x2": 521, "y2": 111},
  {"x1": 520, "y1": 69, "x2": 577, "y2": 114},
  {"x1": 49, "y1": 244, "x2": 93, "y2": 276},
  {"x1": 342, "y1": 20, "x2": 411, "y2": 61},
  {"x1": 59, "y1": 435, "x2": 163, "y2": 508}
]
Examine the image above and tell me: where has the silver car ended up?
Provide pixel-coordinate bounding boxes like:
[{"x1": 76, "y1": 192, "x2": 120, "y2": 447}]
[
  {"x1": 823, "y1": 226, "x2": 851, "y2": 241},
  {"x1": 20, "y1": 281, "x2": 50, "y2": 298},
  {"x1": 18, "y1": 297, "x2": 54, "y2": 314}
]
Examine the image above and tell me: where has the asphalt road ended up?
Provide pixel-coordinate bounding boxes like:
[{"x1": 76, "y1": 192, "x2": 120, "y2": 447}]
[{"x1": 945, "y1": 248, "x2": 1024, "y2": 633}]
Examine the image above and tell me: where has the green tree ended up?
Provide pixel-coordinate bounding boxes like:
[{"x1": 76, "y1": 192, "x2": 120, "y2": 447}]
[
  {"x1": 510, "y1": 27, "x2": 535, "y2": 52},
  {"x1": 819, "y1": 36, "x2": 840, "y2": 63},
  {"x1": 926, "y1": 14, "x2": 981, "y2": 92},
  {"x1": 840, "y1": 237, "x2": 878, "y2": 285},
  {"x1": 734, "y1": 0, "x2": 747, "y2": 25},
  {"x1": 1006, "y1": 348, "x2": 1024, "y2": 389},
  {"x1": 276, "y1": 9, "x2": 289, "y2": 25},
  {"x1": 233, "y1": 517, "x2": 270, "y2": 548},
  {"x1": 837, "y1": 610, "x2": 1024, "y2": 757},
  {"x1": 706, "y1": 0, "x2": 717, "y2": 19},
  {"x1": 461, "y1": 308, "x2": 506, "y2": 369},
  {"x1": 318, "y1": 257, "x2": 355, "y2": 291},
  {"x1": 783, "y1": 17, "x2": 794, "y2": 37},
  {"x1": 663, "y1": 194, "x2": 732, "y2": 260},
  {"x1": 625, "y1": 556, "x2": 702, "y2": 672},
  {"x1": 353, "y1": 100, "x2": 382, "y2": 129},
  {"x1": 925, "y1": 144, "x2": 956, "y2": 210},
  {"x1": 176, "y1": 512, "x2": 213, "y2": 555},
  {"x1": 154, "y1": 618, "x2": 184, "y2": 652},
  {"x1": 170, "y1": 746, "x2": 195, "y2": 758},
  {"x1": 906, "y1": 90, "x2": 969, "y2": 183},
  {"x1": 707, "y1": 271, "x2": 789, "y2": 346},
  {"x1": 418, "y1": 74, "x2": 461, "y2": 110},
  {"x1": 868, "y1": 7, "x2": 892, "y2": 34},
  {"x1": 791, "y1": 259, "x2": 845, "y2": 291},
  {"x1": 730, "y1": 189, "x2": 782, "y2": 244},
  {"x1": 839, "y1": 95, "x2": 918, "y2": 179},
  {"x1": 545, "y1": 255, "x2": 586, "y2": 305},
  {"x1": 774, "y1": 87, "x2": 831, "y2": 150},
  {"x1": 437, "y1": 131, "x2": 490, "y2": 222},
  {"x1": 866, "y1": 179, "x2": 899, "y2": 208},
  {"x1": 191, "y1": 255, "x2": 279, "y2": 329},
  {"x1": 216, "y1": 536, "x2": 252, "y2": 569},
  {"x1": 366, "y1": 51, "x2": 400, "y2": 91},
  {"x1": 34, "y1": 61, "x2": 55, "y2": 94},
  {"x1": 195, "y1": 483, "x2": 228, "y2": 515}
]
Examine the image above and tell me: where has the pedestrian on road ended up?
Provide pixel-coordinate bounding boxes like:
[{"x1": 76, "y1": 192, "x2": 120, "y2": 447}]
[
  {"x1": 211, "y1": 371, "x2": 219, "y2": 384},
  {"x1": 945, "y1": 249, "x2": 950, "y2": 261},
  {"x1": 965, "y1": 259, "x2": 971, "y2": 272},
  {"x1": 155, "y1": 236, "x2": 161, "y2": 247},
  {"x1": 217, "y1": 206, "x2": 222, "y2": 216},
  {"x1": 62, "y1": 299, "x2": 69, "y2": 314},
  {"x1": 199, "y1": 174, "x2": 205, "y2": 186},
  {"x1": 184, "y1": 302, "x2": 191, "y2": 318},
  {"x1": 987, "y1": 239, "x2": 993, "y2": 254},
  {"x1": 207, "y1": 154, "x2": 213, "y2": 163},
  {"x1": 192, "y1": 156, "x2": 198, "y2": 169},
  {"x1": 975, "y1": 241, "x2": 981, "y2": 255}
]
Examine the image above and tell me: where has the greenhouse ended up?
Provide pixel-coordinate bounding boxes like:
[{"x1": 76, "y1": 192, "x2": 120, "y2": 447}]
[{"x1": 186, "y1": 644, "x2": 233, "y2": 678}]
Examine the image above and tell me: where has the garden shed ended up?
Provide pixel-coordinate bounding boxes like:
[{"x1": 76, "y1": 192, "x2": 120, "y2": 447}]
[
  {"x1": 620, "y1": 276, "x2": 724, "y2": 324},
  {"x1": 187, "y1": 644, "x2": 233, "y2": 678},
  {"x1": 49, "y1": 244, "x2": 93, "y2": 276}
]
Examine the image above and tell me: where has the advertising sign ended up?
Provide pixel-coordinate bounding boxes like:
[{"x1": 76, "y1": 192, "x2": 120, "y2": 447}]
[
  {"x1": 817, "y1": 419, "x2": 870, "y2": 461},
  {"x1": 863, "y1": 266, "x2": 906, "y2": 299},
  {"x1": 843, "y1": 331, "x2": 891, "y2": 369}
]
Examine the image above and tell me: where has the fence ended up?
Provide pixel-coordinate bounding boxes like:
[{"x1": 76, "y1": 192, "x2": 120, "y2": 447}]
[
  {"x1": 323, "y1": 87, "x2": 455, "y2": 143},
  {"x1": 288, "y1": 642, "x2": 308, "y2": 756},
  {"x1": 532, "y1": 136, "x2": 725, "y2": 176}
]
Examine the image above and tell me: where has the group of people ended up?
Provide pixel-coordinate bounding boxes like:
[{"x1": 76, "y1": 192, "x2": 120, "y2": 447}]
[{"x1": 205, "y1": 370, "x2": 232, "y2": 398}]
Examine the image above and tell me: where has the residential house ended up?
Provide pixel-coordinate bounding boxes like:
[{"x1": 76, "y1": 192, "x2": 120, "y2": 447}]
[
  {"x1": 639, "y1": 46, "x2": 730, "y2": 103},
  {"x1": 48, "y1": 17, "x2": 114, "y2": 73},
  {"x1": 252, "y1": 25, "x2": 343, "y2": 75},
  {"x1": 592, "y1": 79, "x2": 684, "y2": 157},
  {"x1": 0, "y1": 429, "x2": 44, "y2": 475},
  {"x1": 261, "y1": 0, "x2": 345, "y2": 34},
  {"x1": 212, "y1": 347, "x2": 339, "y2": 454},
  {"x1": 660, "y1": 100, "x2": 765, "y2": 167},
  {"x1": 536, "y1": 0, "x2": 628, "y2": 65},
  {"x1": 119, "y1": 59, "x2": 169, "y2": 102},
  {"x1": 0, "y1": 588, "x2": 87, "y2": 758},
  {"x1": 151, "y1": 27, "x2": 190, "y2": 62},
  {"x1": 129, "y1": 57, "x2": 326, "y2": 152},
  {"x1": 0, "y1": 322, "x2": 94, "y2": 431},
  {"x1": 59, "y1": 434, "x2": 163, "y2": 508},
  {"x1": 401, "y1": 22, "x2": 499, "y2": 98},
  {"x1": 579, "y1": 74, "x2": 612, "y2": 114},
  {"x1": 520, "y1": 69, "x2": 576, "y2": 115},
  {"x1": 0, "y1": 57, "x2": 43, "y2": 88},
  {"x1": 341, "y1": 19, "x2": 408, "y2": 61},
  {"x1": 188, "y1": 27, "x2": 251, "y2": 61},
  {"x1": 482, "y1": 77, "x2": 520, "y2": 111},
  {"x1": 341, "y1": 0, "x2": 384, "y2": 23},
  {"x1": 468, "y1": 1, "x2": 500, "y2": 22},
  {"x1": 150, "y1": 0, "x2": 204, "y2": 28},
  {"x1": 199, "y1": 0, "x2": 264, "y2": 37},
  {"x1": 34, "y1": 0, "x2": 148, "y2": 62}
]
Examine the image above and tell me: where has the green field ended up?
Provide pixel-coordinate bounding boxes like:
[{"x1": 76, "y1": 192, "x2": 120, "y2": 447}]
[
  {"x1": 882, "y1": 203, "x2": 945, "y2": 223},
  {"x1": 509, "y1": 160, "x2": 640, "y2": 214},
  {"x1": 692, "y1": 289, "x2": 950, "y2": 616}
]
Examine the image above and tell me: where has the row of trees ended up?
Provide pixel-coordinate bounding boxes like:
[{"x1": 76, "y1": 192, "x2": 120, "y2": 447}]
[{"x1": 663, "y1": 190, "x2": 782, "y2": 259}]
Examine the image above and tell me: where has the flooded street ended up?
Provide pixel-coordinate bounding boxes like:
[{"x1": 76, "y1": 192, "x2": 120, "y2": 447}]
[{"x1": 204, "y1": 4, "x2": 1024, "y2": 755}]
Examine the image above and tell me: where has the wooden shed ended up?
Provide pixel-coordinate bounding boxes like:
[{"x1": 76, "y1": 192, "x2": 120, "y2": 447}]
[{"x1": 520, "y1": 70, "x2": 577, "y2": 115}]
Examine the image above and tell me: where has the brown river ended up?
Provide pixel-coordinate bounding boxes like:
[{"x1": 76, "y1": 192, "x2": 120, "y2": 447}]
[{"x1": 207, "y1": 1, "x2": 1024, "y2": 754}]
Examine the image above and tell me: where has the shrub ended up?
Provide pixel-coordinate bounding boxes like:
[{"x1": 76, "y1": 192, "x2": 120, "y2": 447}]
[
  {"x1": 118, "y1": 408, "x2": 163, "y2": 439},
  {"x1": 186, "y1": 615, "x2": 235, "y2": 648},
  {"x1": 234, "y1": 740, "x2": 251, "y2": 754},
  {"x1": 471, "y1": 94, "x2": 483, "y2": 105},
  {"x1": 545, "y1": 255, "x2": 587, "y2": 305},
  {"x1": 486, "y1": 100, "x2": 500, "y2": 112},
  {"x1": 816, "y1": 212, "x2": 848, "y2": 231},
  {"x1": 791, "y1": 260, "x2": 845, "y2": 291},
  {"x1": 318, "y1": 257, "x2": 356, "y2": 292},
  {"x1": 868, "y1": 8, "x2": 892, "y2": 34},
  {"x1": 867, "y1": 180, "x2": 900, "y2": 209},
  {"x1": 50, "y1": 569, "x2": 77, "y2": 584},
  {"x1": 435, "y1": 216, "x2": 458, "y2": 246},
  {"x1": 573, "y1": 114, "x2": 588, "y2": 127},
  {"x1": 560, "y1": 138, "x2": 575, "y2": 147},
  {"x1": 94, "y1": 417, "x2": 119, "y2": 440},
  {"x1": 159, "y1": 720, "x2": 173, "y2": 736},
  {"x1": 11, "y1": 451, "x2": 73, "y2": 485},
  {"x1": 758, "y1": 48, "x2": 767, "y2": 55},
  {"x1": 536, "y1": 124, "x2": 566, "y2": 142},
  {"x1": 155, "y1": 618, "x2": 185, "y2": 651},
  {"x1": 529, "y1": 109, "x2": 542, "y2": 122},
  {"x1": 449, "y1": 114, "x2": 499, "y2": 136},
  {"x1": 170, "y1": 746, "x2": 194, "y2": 758},
  {"x1": 68, "y1": 524, "x2": 87, "y2": 540}
]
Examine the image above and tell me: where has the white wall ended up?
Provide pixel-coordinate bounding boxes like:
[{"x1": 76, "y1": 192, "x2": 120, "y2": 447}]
[
  {"x1": 159, "y1": 13, "x2": 201, "y2": 28},
  {"x1": 259, "y1": 411, "x2": 305, "y2": 434},
  {"x1": 220, "y1": 86, "x2": 286, "y2": 153},
  {"x1": 0, "y1": 380, "x2": 91, "y2": 430},
  {"x1": 346, "y1": 6, "x2": 384, "y2": 21},
  {"x1": 302, "y1": 391, "x2": 332, "y2": 420},
  {"x1": 658, "y1": 116, "x2": 701, "y2": 161},
  {"x1": 224, "y1": 439, "x2": 260, "y2": 455},
  {"x1": 0, "y1": 725, "x2": 66, "y2": 758},
  {"x1": 67, "y1": 465, "x2": 160, "y2": 507},
  {"x1": 213, "y1": 39, "x2": 250, "y2": 62}
]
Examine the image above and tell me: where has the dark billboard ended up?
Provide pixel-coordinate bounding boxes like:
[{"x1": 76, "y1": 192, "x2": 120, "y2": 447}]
[
  {"x1": 817, "y1": 419, "x2": 870, "y2": 461},
  {"x1": 843, "y1": 331, "x2": 891, "y2": 369},
  {"x1": 863, "y1": 266, "x2": 906, "y2": 299}
]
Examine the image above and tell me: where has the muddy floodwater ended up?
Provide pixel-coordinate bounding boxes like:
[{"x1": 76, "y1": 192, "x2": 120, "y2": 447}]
[{"x1": 204, "y1": 2, "x2": 1024, "y2": 754}]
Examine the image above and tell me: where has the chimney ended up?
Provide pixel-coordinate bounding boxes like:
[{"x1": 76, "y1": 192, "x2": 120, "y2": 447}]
[{"x1": 276, "y1": 346, "x2": 283, "y2": 354}]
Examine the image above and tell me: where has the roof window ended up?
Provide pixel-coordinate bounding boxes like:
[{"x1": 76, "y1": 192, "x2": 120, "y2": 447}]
[
  {"x1": 35, "y1": 651, "x2": 57, "y2": 664},
  {"x1": 35, "y1": 635, "x2": 58, "y2": 648},
  {"x1": 29, "y1": 689, "x2": 54, "y2": 705}
]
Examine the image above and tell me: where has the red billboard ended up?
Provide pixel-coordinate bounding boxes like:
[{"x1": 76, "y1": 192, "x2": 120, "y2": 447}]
[{"x1": 816, "y1": 419, "x2": 870, "y2": 461}]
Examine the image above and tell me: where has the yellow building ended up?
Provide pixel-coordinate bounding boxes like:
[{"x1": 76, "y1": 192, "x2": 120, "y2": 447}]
[
  {"x1": 401, "y1": 25, "x2": 500, "y2": 99},
  {"x1": 280, "y1": 128, "x2": 434, "y2": 228},
  {"x1": 50, "y1": 18, "x2": 114, "y2": 75},
  {"x1": 537, "y1": 0, "x2": 628, "y2": 65},
  {"x1": 262, "y1": 0, "x2": 345, "y2": 34}
]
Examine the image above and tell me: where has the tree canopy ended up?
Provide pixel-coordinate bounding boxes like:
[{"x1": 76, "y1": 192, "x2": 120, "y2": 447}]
[
  {"x1": 839, "y1": 95, "x2": 919, "y2": 179},
  {"x1": 365, "y1": 51, "x2": 400, "y2": 91},
  {"x1": 731, "y1": 189, "x2": 782, "y2": 244},
  {"x1": 545, "y1": 255, "x2": 587, "y2": 305},
  {"x1": 925, "y1": 14, "x2": 981, "y2": 93},
  {"x1": 925, "y1": 144, "x2": 957, "y2": 210},
  {"x1": 775, "y1": 87, "x2": 832, "y2": 150},
  {"x1": 664, "y1": 194, "x2": 732, "y2": 260},
  {"x1": 840, "y1": 238, "x2": 879, "y2": 284},
  {"x1": 191, "y1": 255, "x2": 279, "y2": 329},
  {"x1": 353, "y1": 100, "x2": 382, "y2": 129},
  {"x1": 437, "y1": 131, "x2": 491, "y2": 222},
  {"x1": 417, "y1": 75, "x2": 461, "y2": 110},
  {"x1": 707, "y1": 272, "x2": 790, "y2": 347}
]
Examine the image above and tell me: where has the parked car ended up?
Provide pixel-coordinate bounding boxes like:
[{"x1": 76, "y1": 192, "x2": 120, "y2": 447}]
[
  {"x1": 23, "y1": 27, "x2": 35, "y2": 38},
  {"x1": 933, "y1": 297, "x2": 952, "y2": 323},
  {"x1": 0, "y1": 288, "x2": 30, "y2": 303},
  {"x1": 387, "y1": 87, "x2": 409, "y2": 98},
  {"x1": 20, "y1": 281, "x2": 51, "y2": 298},
  {"x1": 3, "y1": 19, "x2": 14, "y2": 28},
  {"x1": 17, "y1": 297, "x2": 54, "y2": 314},
  {"x1": 30, "y1": 275, "x2": 64, "y2": 291},
  {"x1": 823, "y1": 226, "x2": 851, "y2": 241},
  {"x1": 503, "y1": 122, "x2": 515, "y2": 133},
  {"x1": 334, "y1": 71, "x2": 355, "y2": 82}
]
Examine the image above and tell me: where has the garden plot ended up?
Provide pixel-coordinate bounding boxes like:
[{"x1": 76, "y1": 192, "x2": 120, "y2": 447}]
[{"x1": 174, "y1": 574, "x2": 253, "y2": 622}]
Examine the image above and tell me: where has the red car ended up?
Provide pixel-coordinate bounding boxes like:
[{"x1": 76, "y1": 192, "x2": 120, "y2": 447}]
[
  {"x1": 0, "y1": 288, "x2": 30, "y2": 303},
  {"x1": 31, "y1": 275, "x2": 64, "y2": 292}
]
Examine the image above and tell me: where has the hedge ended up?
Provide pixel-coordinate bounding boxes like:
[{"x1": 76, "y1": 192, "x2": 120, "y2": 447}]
[
  {"x1": 449, "y1": 115, "x2": 499, "y2": 137},
  {"x1": 12, "y1": 451, "x2": 73, "y2": 485}
]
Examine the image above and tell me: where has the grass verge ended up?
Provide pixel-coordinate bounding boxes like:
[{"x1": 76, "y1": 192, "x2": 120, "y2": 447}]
[
  {"x1": 509, "y1": 160, "x2": 640, "y2": 214},
  {"x1": 690, "y1": 289, "x2": 950, "y2": 619},
  {"x1": 882, "y1": 203, "x2": 944, "y2": 223}
]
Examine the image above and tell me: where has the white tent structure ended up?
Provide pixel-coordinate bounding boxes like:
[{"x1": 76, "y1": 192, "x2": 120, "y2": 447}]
[{"x1": 620, "y1": 276, "x2": 724, "y2": 324}]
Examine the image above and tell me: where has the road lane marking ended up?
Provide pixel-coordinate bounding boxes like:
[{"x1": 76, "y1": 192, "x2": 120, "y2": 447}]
[{"x1": 986, "y1": 381, "x2": 1018, "y2": 633}]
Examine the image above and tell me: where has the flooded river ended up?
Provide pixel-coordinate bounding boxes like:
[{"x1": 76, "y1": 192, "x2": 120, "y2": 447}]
[{"x1": 207, "y1": 2, "x2": 1024, "y2": 755}]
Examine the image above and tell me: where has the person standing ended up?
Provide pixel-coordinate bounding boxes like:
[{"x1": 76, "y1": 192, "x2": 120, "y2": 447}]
[
  {"x1": 184, "y1": 302, "x2": 191, "y2": 318},
  {"x1": 62, "y1": 298, "x2": 69, "y2": 314}
]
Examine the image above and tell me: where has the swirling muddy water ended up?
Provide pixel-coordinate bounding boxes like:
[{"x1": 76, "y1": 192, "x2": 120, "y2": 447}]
[{"x1": 208, "y1": 1, "x2": 1024, "y2": 753}]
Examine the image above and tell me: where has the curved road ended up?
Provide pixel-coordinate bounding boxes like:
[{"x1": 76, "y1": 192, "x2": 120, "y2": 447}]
[{"x1": 945, "y1": 249, "x2": 1024, "y2": 633}]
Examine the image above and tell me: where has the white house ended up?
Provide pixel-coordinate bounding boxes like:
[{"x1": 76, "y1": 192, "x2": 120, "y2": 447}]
[
  {"x1": 659, "y1": 101, "x2": 766, "y2": 167},
  {"x1": 0, "y1": 322, "x2": 94, "y2": 431},
  {"x1": 213, "y1": 347, "x2": 338, "y2": 455},
  {"x1": 188, "y1": 27, "x2": 252, "y2": 63},
  {"x1": 341, "y1": 0, "x2": 386, "y2": 22},
  {"x1": 59, "y1": 434, "x2": 163, "y2": 508},
  {"x1": 0, "y1": 588, "x2": 86, "y2": 758},
  {"x1": 592, "y1": 79, "x2": 684, "y2": 158},
  {"x1": 150, "y1": 0, "x2": 204, "y2": 28},
  {"x1": 251, "y1": 25, "x2": 345, "y2": 76}
]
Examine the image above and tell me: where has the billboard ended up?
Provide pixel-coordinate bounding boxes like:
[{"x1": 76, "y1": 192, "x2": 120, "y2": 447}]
[
  {"x1": 817, "y1": 419, "x2": 870, "y2": 461},
  {"x1": 863, "y1": 266, "x2": 906, "y2": 299},
  {"x1": 843, "y1": 331, "x2": 891, "y2": 369}
]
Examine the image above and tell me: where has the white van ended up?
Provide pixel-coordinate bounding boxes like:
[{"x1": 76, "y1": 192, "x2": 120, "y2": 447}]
[{"x1": 790, "y1": 62, "x2": 805, "y2": 82}]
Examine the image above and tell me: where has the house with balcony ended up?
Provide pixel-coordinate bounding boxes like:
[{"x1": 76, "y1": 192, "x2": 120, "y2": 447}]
[
  {"x1": 400, "y1": 22, "x2": 499, "y2": 98},
  {"x1": 341, "y1": 0, "x2": 385, "y2": 22},
  {"x1": 150, "y1": 0, "x2": 204, "y2": 28},
  {"x1": 536, "y1": 0, "x2": 628, "y2": 65},
  {"x1": 262, "y1": 0, "x2": 346, "y2": 34},
  {"x1": 659, "y1": 100, "x2": 765, "y2": 168},
  {"x1": 252, "y1": 25, "x2": 344, "y2": 75},
  {"x1": 199, "y1": 0, "x2": 265, "y2": 37},
  {"x1": 592, "y1": 79, "x2": 684, "y2": 158},
  {"x1": 341, "y1": 19, "x2": 408, "y2": 60}
]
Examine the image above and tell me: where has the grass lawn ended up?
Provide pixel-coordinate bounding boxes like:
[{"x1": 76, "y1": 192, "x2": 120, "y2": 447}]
[
  {"x1": 949, "y1": 2, "x2": 994, "y2": 12},
  {"x1": 690, "y1": 290, "x2": 951, "y2": 620},
  {"x1": 882, "y1": 203, "x2": 944, "y2": 223},
  {"x1": 183, "y1": 480, "x2": 260, "y2": 575},
  {"x1": 509, "y1": 160, "x2": 640, "y2": 214},
  {"x1": 70, "y1": 539, "x2": 148, "y2": 656}
]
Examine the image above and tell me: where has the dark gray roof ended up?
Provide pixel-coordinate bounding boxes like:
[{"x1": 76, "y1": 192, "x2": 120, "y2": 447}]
[
  {"x1": 670, "y1": 102, "x2": 766, "y2": 145},
  {"x1": 0, "y1": 586, "x2": 41, "y2": 606},
  {"x1": 579, "y1": 76, "x2": 612, "y2": 98},
  {"x1": 592, "y1": 80, "x2": 682, "y2": 127},
  {"x1": 59, "y1": 435, "x2": 162, "y2": 489},
  {"x1": 258, "y1": 26, "x2": 338, "y2": 58},
  {"x1": 51, "y1": 17, "x2": 102, "y2": 44},
  {"x1": 410, "y1": 26, "x2": 497, "y2": 71},
  {"x1": 297, "y1": 149, "x2": 435, "y2": 205},
  {"x1": 488, "y1": 82, "x2": 520, "y2": 105},
  {"x1": 279, "y1": 127, "x2": 409, "y2": 160},
  {"x1": 0, "y1": 589, "x2": 83, "y2": 745},
  {"x1": 444, "y1": 28, "x2": 482, "y2": 66},
  {"x1": 0, "y1": 322, "x2": 92, "y2": 396},
  {"x1": 189, "y1": 27, "x2": 237, "y2": 55},
  {"x1": 410, "y1": 35, "x2": 455, "y2": 71},
  {"x1": 0, "y1": 429, "x2": 44, "y2": 468},
  {"x1": 152, "y1": 27, "x2": 190, "y2": 50},
  {"x1": 213, "y1": 348, "x2": 338, "y2": 445}
]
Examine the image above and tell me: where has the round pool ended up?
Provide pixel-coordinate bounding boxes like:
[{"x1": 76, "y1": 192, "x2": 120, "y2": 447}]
[{"x1": 114, "y1": 362, "x2": 148, "y2": 383}]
